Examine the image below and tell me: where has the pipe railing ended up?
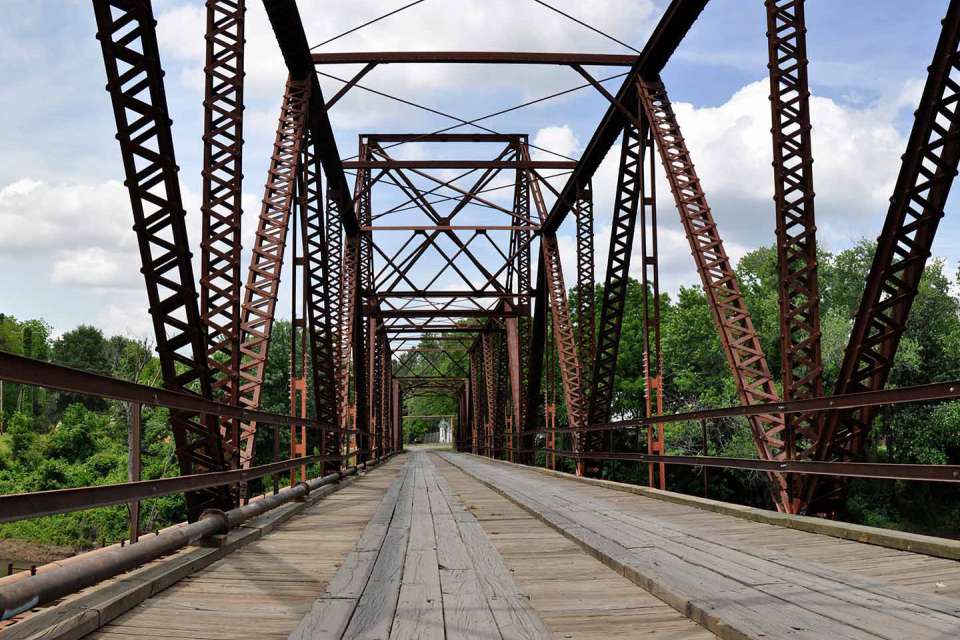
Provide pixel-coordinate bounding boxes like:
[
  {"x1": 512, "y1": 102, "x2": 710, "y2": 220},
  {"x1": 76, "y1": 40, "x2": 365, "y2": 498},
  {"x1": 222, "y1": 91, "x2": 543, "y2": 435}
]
[
  {"x1": 0, "y1": 453, "x2": 395, "y2": 620},
  {"x1": 457, "y1": 377, "x2": 960, "y2": 485}
]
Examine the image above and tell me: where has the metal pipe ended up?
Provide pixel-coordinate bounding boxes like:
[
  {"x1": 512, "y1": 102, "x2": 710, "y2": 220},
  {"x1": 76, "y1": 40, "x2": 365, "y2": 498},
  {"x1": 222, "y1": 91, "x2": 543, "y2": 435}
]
[{"x1": 0, "y1": 456, "x2": 393, "y2": 620}]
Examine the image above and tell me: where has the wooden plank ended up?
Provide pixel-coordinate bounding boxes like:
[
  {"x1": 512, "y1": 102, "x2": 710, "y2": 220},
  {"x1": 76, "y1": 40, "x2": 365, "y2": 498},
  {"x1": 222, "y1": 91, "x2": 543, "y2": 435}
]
[
  {"x1": 439, "y1": 452, "x2": 960, "y2": 640},
  {"x1": 439, "y1": 569, "x2": 501, "y2": 640}
]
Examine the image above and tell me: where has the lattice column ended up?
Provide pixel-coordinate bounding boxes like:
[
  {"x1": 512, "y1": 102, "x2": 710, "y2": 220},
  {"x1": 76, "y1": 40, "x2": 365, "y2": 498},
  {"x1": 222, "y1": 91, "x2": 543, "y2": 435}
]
[
  {"x1": 93, "y1": 0, "x2": 231, "y2": 521},
  {"x1": 200, "y1": 0, "x2": 245, "y2": 470},
  {"x1": 766, "y1": 1, "x2": 823, "y2": 510},
  {"x1": 574, "y1": 180, "x2": 596, "y2": 379},
  {"x1": 299, "y1": 133, "x2": 340, "y2": 474},
  {"x1": 587, "y1": 118, "x2": 644, "y2": 438},
  {"x1": 236, "y1": 76, "x2": 310, "y2": 469},
  {"x1": 638, "y1": 77, "x2": 791, "y2": 511},
  {"x1": 638, "y1": 123, "x2": 665, "y2": 490}
]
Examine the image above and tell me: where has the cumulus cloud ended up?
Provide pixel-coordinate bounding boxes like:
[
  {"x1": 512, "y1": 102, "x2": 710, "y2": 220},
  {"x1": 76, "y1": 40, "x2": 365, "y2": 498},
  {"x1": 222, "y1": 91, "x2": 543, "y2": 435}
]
[
  {"x1": 0, "y1": 178, "x2": 134, "y2": 252},
  {"x1": 51, "y1": 247, "x2": 141, "y2": 288}
]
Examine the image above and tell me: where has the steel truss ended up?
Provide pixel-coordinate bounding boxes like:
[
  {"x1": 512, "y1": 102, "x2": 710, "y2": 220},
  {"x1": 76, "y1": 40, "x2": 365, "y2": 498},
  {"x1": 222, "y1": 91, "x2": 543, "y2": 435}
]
[
  {"x1": 766, "y1": 0, "x2": 823, "y2": 511},
  {"x1": 638, "y1": 77, "x2": 792, "y2": 511},
  {"x1": 237, "y1": 77, "x2": 310, "y2": 468},
  {"x1": 587, "y1": 114, "x2": 644, "y2": 437},
  {"x1": 200, "y1": 0, "x2": 246, "y2": 470},
  {"x1": 811, "y1": 0, "x2": 960, "y2": 511},
  {"x1": 93, "y1": 0, "x2": 231, "y2": 521}
]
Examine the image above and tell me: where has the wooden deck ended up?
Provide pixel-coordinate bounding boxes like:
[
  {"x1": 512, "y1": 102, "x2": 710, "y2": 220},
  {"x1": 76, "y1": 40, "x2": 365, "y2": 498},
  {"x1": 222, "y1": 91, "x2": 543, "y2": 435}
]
[
  {"x1": 62, "y1": 449, "x2": 960, "y2": 639},
  {"x1": 440, "y1": 452, "x2": 960, "y2": 640}
]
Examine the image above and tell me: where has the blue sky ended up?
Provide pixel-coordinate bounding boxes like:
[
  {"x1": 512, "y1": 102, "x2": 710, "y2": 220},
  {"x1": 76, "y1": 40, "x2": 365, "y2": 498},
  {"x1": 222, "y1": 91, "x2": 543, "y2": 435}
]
[{"x1": 1, "y1": 0, "x2": 957, "y2": 339}]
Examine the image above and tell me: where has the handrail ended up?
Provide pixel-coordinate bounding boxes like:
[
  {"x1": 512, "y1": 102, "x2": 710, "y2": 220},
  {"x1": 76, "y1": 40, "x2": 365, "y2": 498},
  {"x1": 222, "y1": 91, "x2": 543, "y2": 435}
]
[
  {"x1": 0, "y1": 351, "x2": 356, "y2": 435},
  {"x1": 0, "y1": 453, "x2": 396, "y2": 620},
  {"x1": 0, "y1": 453, "x2": 346, "y2": 523},
  {"x1": 517, "y1": 378, "x2": 960, "y2": 435}
]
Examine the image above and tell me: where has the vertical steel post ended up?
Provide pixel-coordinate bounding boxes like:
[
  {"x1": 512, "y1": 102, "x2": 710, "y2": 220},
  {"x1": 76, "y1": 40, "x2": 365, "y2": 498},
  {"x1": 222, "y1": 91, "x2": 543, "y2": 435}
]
[
  {"x1": 766, "y1": 0, "x2": 823, "y2": 511},
  {"x1": 200, "y1": 0, "x2": 246, "y2": 471},
  {"x1": 127, "y1": 402, "x2": 141, "y2": 544}
]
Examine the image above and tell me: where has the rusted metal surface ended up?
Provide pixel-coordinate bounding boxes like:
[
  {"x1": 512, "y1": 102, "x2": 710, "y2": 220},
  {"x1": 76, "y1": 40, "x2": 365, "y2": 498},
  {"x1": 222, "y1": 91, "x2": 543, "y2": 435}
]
[
  {"x1": 236, "y1": 76, "x2": 311, "y2": 468},
  {"x1": 299, "y1": 131, "x2": 340, "y2": 474},
  {"x1": 637, "y1": 122, "x2": 665, "y2": 490},
  {"x1": 0, "y1": 353, "x2": 355, "y2": 436},
  {"x1": 811, "y1": 1, "x2": 960, "y2": 512},
  {"x1": 638, "y1": 77, "x2": 792, "y2": 511},
  {"x1": 200, "y1": 0, "x2": 246, "y2": 470},
  {"x1": 766, "y1": 0, "x2": 823, "y2": 511},
  {"x1": 311, "y1": 51, "x2": 639, "y2": 66},
  {"x1": 574, "y1": 180, "x2": 596, "y2": 379},
  {"x1": 587, "y1": 115, "x2": 644, "y2": 431},
  {"x1": 92, "y1": 0, "x2": 231, "y2": 521}
]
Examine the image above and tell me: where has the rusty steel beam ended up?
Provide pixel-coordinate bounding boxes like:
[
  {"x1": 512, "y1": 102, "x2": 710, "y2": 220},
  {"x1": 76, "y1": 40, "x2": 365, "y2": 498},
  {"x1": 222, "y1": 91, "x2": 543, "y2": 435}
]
[
  {"x1": 200, "y1": 0, "x2": 246, "y2": 471},
  {"x1": 343, "y1": 160, "x2": 577, "y2": 169},
  {"x1": 92, "y1": 0, "x2": 231, "y2": 521},
  {"x1": 766, "y1": 1, "x2": 823, "y2": 511},
  {"x1": 638, "y1": 77, "x2": 792, "y2": 511},
  {"x1": 312, "y1": 51, "x2": 639, "y2": 66},
  {"x1": 638, "y1": 123, "x2": 665, "y2": 489},
  {"x1": 574, "y1": 180, "x2": 596, "y2": 378},
  {"x1": 364, "y1": 133, "x2": 527, "y2": 142},
  {"x1": 539, "y1": 0, "x2": 709, "y2": 236},
  {"x1": 812, "y1": 0, "x2": 960, "y2": 509},
  {"x1": 237, "y1": 76, "x2": 311, "y2": 468},
  {"x1": 587, "y1": 117, "x2": 644, "y2": 432},
  {"x1": 263, "y1": 0, "x2": 357, "y2": 234},
  {"x1": 299, "y1": 132, "x2": 340, "y2": 474}
]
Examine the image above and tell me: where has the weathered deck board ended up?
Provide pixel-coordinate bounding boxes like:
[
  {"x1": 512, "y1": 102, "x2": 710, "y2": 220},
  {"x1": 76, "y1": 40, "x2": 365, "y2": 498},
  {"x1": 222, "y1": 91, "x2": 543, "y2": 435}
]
[
  {"x1": 439, "y1": 452, "x2": 960, "y2": 640},
  {"x1": 293, "y1": 451, "x2": 550, "y2": 640},
  {"x1": 429, "y1": 454, "x2": 716, "y2": 640}
]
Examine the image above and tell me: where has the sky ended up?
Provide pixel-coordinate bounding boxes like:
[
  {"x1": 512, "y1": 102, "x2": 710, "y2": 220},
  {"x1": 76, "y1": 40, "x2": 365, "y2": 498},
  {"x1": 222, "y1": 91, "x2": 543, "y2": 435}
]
[{"x1": 1, "y1": 0, "x2": 957, "y2": 339}]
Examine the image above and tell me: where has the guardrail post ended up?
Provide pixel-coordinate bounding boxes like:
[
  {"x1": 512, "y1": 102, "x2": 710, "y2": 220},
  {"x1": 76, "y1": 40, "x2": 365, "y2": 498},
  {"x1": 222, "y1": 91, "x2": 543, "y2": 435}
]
[{"x1": 128, "y1": 402, "x2": 142, "y2": 544}]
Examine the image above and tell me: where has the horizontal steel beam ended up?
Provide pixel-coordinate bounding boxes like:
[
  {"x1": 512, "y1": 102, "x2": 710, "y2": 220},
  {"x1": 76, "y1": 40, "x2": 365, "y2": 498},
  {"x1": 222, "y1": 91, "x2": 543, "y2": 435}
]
[
  {"x1": 364, "y1": 225, "x2": 539, "y2": 231},
  {"x1": 362, "y1": 133, "x2": 527, "y2": 142},
  {"x1": 371, "y1": 309, "x2": 521, "y2": 319},
  {"x1": 0, "y1": 453, "x2": 342, "y2": 523},
  {"x1": 528, "y1": 378, "x2": 960, "y2": 435},
  {"x1": 313, "y1": 51, "x2": 638, "y2": 66},
  {"x1": 344, "y1": 160, "x2": 576, "y2": 169},
  {"x1": 0, "y1": 353, "x2": 351, "y2": 434},
  {"x1": 547, "y1": 450, "x2": 960, "y2": 483}
]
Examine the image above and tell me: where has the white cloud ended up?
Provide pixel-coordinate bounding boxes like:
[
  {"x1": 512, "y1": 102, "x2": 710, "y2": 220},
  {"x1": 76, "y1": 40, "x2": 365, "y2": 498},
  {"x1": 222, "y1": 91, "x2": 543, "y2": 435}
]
[
  {"x1": 0, "y1": 178, "x2": 133, "y2": 252},
  {"x1": 51, "y1": 247, "x2": 140, "y2": 288},
  {"x1": 533, "y1": 125, "x2": 579, "y2": 161}
]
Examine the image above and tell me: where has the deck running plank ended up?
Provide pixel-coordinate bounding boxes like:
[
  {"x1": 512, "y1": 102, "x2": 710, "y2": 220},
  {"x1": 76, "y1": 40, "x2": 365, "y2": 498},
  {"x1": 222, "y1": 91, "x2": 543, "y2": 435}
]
[
  {"x1": 291, "y1": 451, "x2": 551, "y2": 640},
  {"x1": 429, "y1": 454, "x2": 716, "y2": 640},
  {"x1": 439, "y1": 452, "x2": 960, "y2": 640}
]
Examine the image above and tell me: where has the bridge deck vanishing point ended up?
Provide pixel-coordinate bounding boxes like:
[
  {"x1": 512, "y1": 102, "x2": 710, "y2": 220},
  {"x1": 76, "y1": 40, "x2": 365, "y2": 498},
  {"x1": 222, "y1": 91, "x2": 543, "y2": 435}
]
[{"x1": 14, "y1": 450, "x2": 960, "y2": 640}]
